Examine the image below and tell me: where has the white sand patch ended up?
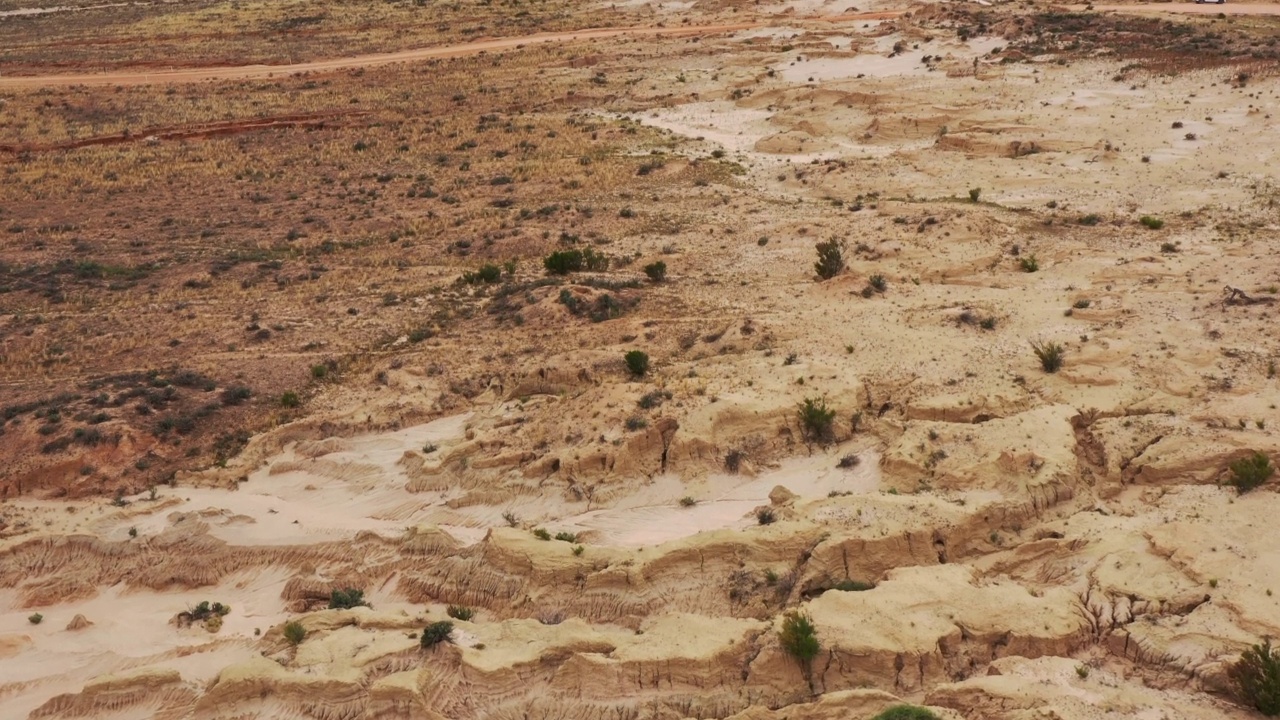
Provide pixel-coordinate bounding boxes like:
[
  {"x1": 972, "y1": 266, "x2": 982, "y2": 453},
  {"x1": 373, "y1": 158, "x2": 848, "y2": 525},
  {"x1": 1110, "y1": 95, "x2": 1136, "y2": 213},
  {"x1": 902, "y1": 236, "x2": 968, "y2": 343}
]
[{"x1": 561, "y1": 448, "x2": 881, "y2": 546}]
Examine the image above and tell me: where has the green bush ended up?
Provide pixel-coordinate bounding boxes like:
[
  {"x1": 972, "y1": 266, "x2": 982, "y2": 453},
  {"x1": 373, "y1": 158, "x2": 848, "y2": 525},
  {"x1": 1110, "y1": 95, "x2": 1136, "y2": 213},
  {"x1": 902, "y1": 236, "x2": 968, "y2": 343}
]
[
  {"x1": 968, "y1": 187, "x2": 981, "y2": 202},
  {"x1": 643, "y1": 261, "x2": 667, "y2": 283},
  {"x1": 624, "y1": 350, "x2": 650, "y2": 377},
  {"x1": 554, "y1": 531, "x2": 578, "y2": 543},
  {"x1": 814, "y1": 240, "x2": 845, "y2": 280},
  {"x1": 221, "y1": 386, "x2": 252, "y2": 406},
  {"x1": 778, "y1": 611, "x2": 820, "y2": 665},
  {"x1": 447, "y1": 605, "x2": 474, "y2": 621},
  {"x1": 1228, "y1": 639, "x2": 1280, "y2": 716},
  {"x1": 1031, "y1": 340, "x2": 1065, "y2": 373},
  {"x1": 796, "y1": 397, "x2": 836, "y2": 444},
  {"x1": 284, "y1": 620, "x2": 307, "y2": 646},
  {"x1": 1019, "y1": 255, "x2": 1039, "y2": 273},
  {"x1": 832, "y1": 579, "x2": 874, "y2": 592},
  {"x1": 871, "y1": 706, "x2": 941, "y2": 720},
  {"x1": 280, "y1": 391, "x2": 301, "y2": 408},
  {"x1": 756, "y1": 507, "x2": 776, "y2": 525},
  {"x1": 462, "y1": 263, "x2": 502, "y2": 284},
  {"x1": 544, "y1": 249, "x2": 584, "y2": 275},
  {"x1": 28, "y1": 613, "x2": 43, "y2": 625},
  {"x1": 868, "y1": 274, "x2": 887, "y2": 293},
  {"x1": 1229, "y1": 452, "x2": 1274, "y2": 494},
  {"x1": 533, "y1": 528, "x2": 552, "y2": 540},
  {"x1": 421, "y1": 620, "x2": 454, "y2": 649},
  {"x1": 1079, "y1": 213, "x2": 1103, "y2": 226},
  {"x1": 1139, "y1": 215, "x2": 1164, "y2": 230},
  {"x1": 328, "y1": 588, "x2": 369, "y2": 610}
]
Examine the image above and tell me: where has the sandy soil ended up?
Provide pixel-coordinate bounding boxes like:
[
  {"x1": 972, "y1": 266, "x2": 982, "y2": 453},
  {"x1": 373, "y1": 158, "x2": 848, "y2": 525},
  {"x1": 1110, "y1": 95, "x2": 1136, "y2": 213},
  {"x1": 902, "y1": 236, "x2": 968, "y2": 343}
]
[{"x1": 4, "y1": 0, "x2": 1280, "y2": 718}]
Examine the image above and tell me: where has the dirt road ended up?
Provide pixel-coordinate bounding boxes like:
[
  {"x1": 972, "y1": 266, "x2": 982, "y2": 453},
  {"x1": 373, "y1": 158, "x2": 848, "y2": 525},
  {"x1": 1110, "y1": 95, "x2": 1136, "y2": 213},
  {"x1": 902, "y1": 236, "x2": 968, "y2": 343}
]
[
  {"x1": 0, "y1": 15, "x2": 898, "y2": 89},
  {"x1": 1085, "y1": 1, "x2": 1280, "y2": 12},
  {"x1": 3, "y1": 3, "x2": 1276, "y2": 90},
  {"x1": 1085, "y1": 2, "x2": 1280, "y2": 14}
]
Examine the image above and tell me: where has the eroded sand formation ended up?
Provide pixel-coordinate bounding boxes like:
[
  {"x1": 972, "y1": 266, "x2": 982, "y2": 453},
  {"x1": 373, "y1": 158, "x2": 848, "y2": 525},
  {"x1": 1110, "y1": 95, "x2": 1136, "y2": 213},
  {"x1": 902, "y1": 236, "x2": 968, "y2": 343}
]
[{"x1": 3, "y1": 0, "x2": 1280, "y2": 718}]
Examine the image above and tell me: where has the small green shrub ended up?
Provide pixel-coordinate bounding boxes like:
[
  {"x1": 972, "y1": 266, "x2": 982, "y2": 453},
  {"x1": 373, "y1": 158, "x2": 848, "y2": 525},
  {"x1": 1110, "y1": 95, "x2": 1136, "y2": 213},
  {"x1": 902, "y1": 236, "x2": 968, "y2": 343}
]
[
  {"x1": 968, "y1": 187, "x2": 981, "y2": 202},
  {"x1": 1031, "y1": 340, "x2": 1065, "y2": 373},
  {"x1": 624, "y1": 350, "x2": 649, "y2": 377},
  {"x1": 280, "y1": 391, "x2": 301, "y2": 408},
  {"x1": 756, "y1": 507, "x2": 776, "y2": 525},
  {"x1": 310, "y1": 364, "x2": 329, "y2": 380},
  {"x1": 1139, "y1": 215, "x2": 1164, "y2": 230},
  {"x1": 221, "y1": 386, "x2": 252, "y2": 406},
  {"x1": 28, "y1": 613, "x2": 43, "y2": 625},
  {"x1": 832, "y1": 579, "x2": 875, "y2": 592},
  {"x1": 421, "y1": 621, "x2": 454, "y2": 649},
  {"x1": 328, "y1": 588, "x2": 369, "y2": 610},
  {"x1": 447, "y1": 605, "x2": 475, "y2": 621},
  {"x1": 778, "y1": 611, "x2": 820, "y2": 665},
  {"x1": 1019, "y1": 255, "x2": 1040, "y2": 273},
  {"x1": 572, "y1": 545, "x2": 584, "y2": 556},
  {"x1": 679, "y1": 496, "x2": 697, "y2": 507},
  {"x1": 1161, "y1": 242, "x2": 1179, "y2": 253},
  {"x1": 284, "y1": 620, "x2": 307, "y2": 646},
  {"x1": 533, "y1": 528, "x2": 552, "y2": 540},
  {"x1": 1079, "y1": 213, "x2": 1102, "y2": 226},
  {"x1": 554, "y1": 531, "x2": 578, "y2": 543},
  {"x1": 1073, "y1": 299, "x2": 1091, "y2": 309},
  {"x1": 625, "y1": 415, "x2": 648, "y2": 431},
  {"x1": 1229, "y1": 451, "x2": 1274, "y2": 494},
  {"x1": 796, "y1": 396, "x2": 836, "y2": 444},
  {"x1": 871, "y1": 706, "x2": 941, "y2": 720},
  {"x1": 462, "y1": 263, "x2": 502, "y2": 284},
  {"x1": 868, "y1": 274, "x2": 887, "y2": 293},
  {"x1": 637, "y1": 390, "x2": 671, "y2": 409},
  {"x1": 543, "y1": 249, "x2": 584, "y2": 275},
  {"x1": 814, "y1": 239, "x2": 845, "y2": 280},
  {"x1": 643, "y1": 261, "x2": 667, "y2": 283},
  {"x1": 1228, "y1": 638, "x2": 1280, "y2": 716}
]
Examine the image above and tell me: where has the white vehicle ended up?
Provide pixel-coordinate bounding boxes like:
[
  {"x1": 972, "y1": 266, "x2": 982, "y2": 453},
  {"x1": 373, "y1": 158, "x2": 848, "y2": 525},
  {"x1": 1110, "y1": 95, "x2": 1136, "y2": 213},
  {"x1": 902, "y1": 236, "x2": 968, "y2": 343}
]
[{"x1": 1194, "y1": 0, "x2": 1226, "y2": 4}]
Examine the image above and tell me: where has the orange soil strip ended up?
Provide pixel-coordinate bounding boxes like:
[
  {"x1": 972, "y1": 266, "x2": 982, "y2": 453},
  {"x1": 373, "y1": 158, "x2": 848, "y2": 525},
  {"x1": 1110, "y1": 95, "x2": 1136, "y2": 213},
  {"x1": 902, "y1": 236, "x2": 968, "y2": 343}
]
[
  {"x1": 0, "y1": 13, "x2": 903, "y2": 89},
  {"x1": 0, "y1": 111, "x2": 366, "y2": 153},
  {"x1": 1080, "y1": 2, "x2": 1280, "y2": 14}
]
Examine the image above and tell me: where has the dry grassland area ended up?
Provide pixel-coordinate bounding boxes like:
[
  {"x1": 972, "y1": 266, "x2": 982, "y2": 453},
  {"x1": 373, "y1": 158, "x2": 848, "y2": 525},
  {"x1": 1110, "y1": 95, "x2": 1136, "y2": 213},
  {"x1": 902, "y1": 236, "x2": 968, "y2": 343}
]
[{"x1": 3, "y1": 0, "x2": 1280, "y2": 718}]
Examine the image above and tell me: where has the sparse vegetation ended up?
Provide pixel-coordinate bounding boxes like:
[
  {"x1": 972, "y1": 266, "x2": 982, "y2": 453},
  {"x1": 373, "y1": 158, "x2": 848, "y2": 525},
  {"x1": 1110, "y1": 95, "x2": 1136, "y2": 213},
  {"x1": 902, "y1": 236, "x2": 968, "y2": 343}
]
[
  {"x1": 284, "y1": 621, "x2": 307, "y2": 646},
  {"x1": 624, "y1": 350, "x2": 650, "y2": 377},
  {"x1": 778, "y1": 610, "x2": 820, "y2": 666},
  {"x1": 1228, "y1": 451, "x2": 1274, "y2": 494},
  {"x1": 832, "y1": 579, "x2": 874, "y2": 592},
  {"x1": 814, "y1": 239, "x2": 845, "y2": 280},
  {"x1": 1228, "y1": 638, "x2": 1280, "y2": 716},
  {"x1": 679, "y1": 496, "x2": 697, "y2": 507},
  {"x1": 28, "y1": 613, "x2": 43, "y2": 625},
  {"x1": 796, "y1": 396, "x2": 837, "y2": 444},
  {"x1": 1031, "y1": 340, "x2": 1065, "y2": 373},
  {"x1": 1019, "y1": 255, "x2": 1040, "y2": 273},
  {"x1": 756, "y1": 507, "x2": 776, "y2": 525},
  {"x1": 968, "y1": 188, "x2": 981, "y2": 202},
  {"x1": 643, "y1": 261, "x2": 667, "y2": 283},
  {"x1": 421, "y1": 621, "x2": 454, "y2": 649},
  {"x1": 447, "y1": 605, "x2": 475, "y2": 621},
  {"x1": 533, "y1": 528, "x2": 552, "y2": 540},
  {"x1": 1139, "y1": 215, "x2": 1164, "y2": 230},
  {"x1": 328, "y1": 588, "x2": 369, "y2": 610}
]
